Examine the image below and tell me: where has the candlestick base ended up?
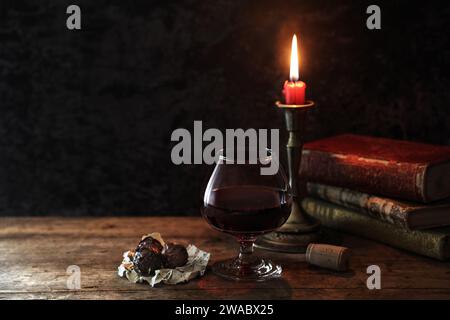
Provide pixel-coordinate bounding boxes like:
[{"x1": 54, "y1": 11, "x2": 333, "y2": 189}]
[
  {"x1": 255, "y1": 231, "x2": 321, "y2": 253},
  {"x1": 255, "y1": 201, "x2": 321, "y2": 253},
  {"x1": 255, "y1": 100, "x2": 321, "y2": 253}
]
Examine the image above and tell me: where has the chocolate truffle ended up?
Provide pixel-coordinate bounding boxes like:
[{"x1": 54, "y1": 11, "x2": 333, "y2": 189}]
[
  {"x1": 133, "y1": 235, "x2": 165, "y2": 276},
  {"x1": 135, "y1": 235, "x2": 163, "y2": 254},
  {"x1": 163, "y1": 243, "x2": 188, "y2": 268},
  {"x1": 133, "y1": 250, "x2": 165, "y2": 277}
]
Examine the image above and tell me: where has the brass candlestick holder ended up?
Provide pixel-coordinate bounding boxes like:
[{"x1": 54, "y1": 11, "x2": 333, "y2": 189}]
[{"x1": 255, "y1": 100, "x2": 321, "y2": 253}]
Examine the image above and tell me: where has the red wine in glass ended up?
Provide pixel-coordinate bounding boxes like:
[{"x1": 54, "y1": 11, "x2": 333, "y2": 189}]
[
  {"x1": 202, "y1": 185, "x2": 291, "y2": 238},
  {"x1": 201, "y1": 148, "x2": 292, "y2": 281}
]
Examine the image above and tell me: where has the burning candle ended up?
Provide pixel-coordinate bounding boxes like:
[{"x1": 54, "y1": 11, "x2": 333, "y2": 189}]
[{"x1": 283, "y1": 34, "x2": 306, "y2": 105}]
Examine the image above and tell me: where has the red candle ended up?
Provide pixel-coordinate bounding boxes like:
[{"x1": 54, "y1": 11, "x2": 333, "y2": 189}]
[{"x1": 283, "y1": 34, "x2": 306, "y2": 105}]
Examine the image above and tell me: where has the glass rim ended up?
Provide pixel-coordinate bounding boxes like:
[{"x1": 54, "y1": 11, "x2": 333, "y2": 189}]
[{"x1": 217, "y1": 147, "x2": 274, "y2": 163}]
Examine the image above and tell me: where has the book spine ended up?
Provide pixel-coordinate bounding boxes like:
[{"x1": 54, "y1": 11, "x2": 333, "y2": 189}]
[
  {"x1": 306, "y1": 183, "x2": 411, "y2": 229},
  {"x1": 301, "y1": 197, "x2": 449, "y2": 260},
  {"x1": 300, "y1": 149, "x2": 428, "y2": 202}
]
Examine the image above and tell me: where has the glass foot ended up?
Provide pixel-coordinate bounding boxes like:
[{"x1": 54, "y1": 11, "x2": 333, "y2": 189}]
[{"x1": 212, "y1": 258, "x2": 282, "y2": 281}]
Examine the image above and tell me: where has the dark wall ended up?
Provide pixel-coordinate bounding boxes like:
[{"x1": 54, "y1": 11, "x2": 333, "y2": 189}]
[{"x1": 1, "y1": 0, "x2": 449, "y2": 216}]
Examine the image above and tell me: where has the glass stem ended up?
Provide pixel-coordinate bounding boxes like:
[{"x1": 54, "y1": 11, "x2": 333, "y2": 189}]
[{"x1": 237, "y1": 237, "x2": 257, "y2": 268}]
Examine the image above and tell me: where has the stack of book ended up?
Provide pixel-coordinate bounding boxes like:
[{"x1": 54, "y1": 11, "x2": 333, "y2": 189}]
[{"x1": 299, "y1": 134, "x2": 450, "y2": 260}]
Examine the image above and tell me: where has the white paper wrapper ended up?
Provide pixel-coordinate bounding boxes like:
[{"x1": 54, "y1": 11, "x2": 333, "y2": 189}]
[{"x1": 117, "y1": 234, "x2": 210, "y2": 287}]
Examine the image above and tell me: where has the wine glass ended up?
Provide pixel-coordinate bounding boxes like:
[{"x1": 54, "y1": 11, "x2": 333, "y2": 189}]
[{"x1": 201, "y1": 148, "x2": 292, "y2": 281}]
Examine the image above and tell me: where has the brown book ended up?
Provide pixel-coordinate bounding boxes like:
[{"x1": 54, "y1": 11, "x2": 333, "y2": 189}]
[
  {"x1": 307, "y1": 182, "x2": 450, "y2": 230},
  {"x1": 301, "y1": 197, "x2": 450, "y2": 260},
  {"x1": 300, "y1": 134, "x2": 450, "y2": 203}
]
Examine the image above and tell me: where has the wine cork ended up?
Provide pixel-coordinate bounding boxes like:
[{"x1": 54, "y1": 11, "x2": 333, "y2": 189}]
[{"x1": 306, "y1": 243, "x2": 351, "y2": 272}]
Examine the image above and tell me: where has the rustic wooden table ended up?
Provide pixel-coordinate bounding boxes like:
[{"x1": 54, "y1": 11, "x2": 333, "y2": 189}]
[{"x1": 1, "y1": 217, "x2": 450, "y2": 300}]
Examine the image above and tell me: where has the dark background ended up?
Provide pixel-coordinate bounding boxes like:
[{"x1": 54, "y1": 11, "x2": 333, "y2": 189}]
[{"x1": 1, "y1": 0, "x2": 449, "y2": 216}]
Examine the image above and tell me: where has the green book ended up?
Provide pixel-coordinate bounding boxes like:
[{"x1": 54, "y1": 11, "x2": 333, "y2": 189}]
[
  {"x1": 306, "y1": 182, "x2": 450, "y2": 230},
  {"x1": 301, "y1": 197, "x2": 450, "y2": 260}
]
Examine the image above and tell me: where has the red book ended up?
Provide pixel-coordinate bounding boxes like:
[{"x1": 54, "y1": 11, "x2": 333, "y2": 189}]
[{"x1": 300, "y1": 134, "x2": 450, "y2": 203}]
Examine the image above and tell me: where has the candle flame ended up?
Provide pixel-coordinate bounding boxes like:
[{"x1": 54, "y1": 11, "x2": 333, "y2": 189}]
[{"x1": 289, "y1": 34, "x2": 299, "y2": 82}]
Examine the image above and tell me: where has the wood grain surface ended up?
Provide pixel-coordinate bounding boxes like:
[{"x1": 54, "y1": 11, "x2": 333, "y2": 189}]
[{"x1": 1, "y1": 217, "x2": 450, "y2": 300}]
